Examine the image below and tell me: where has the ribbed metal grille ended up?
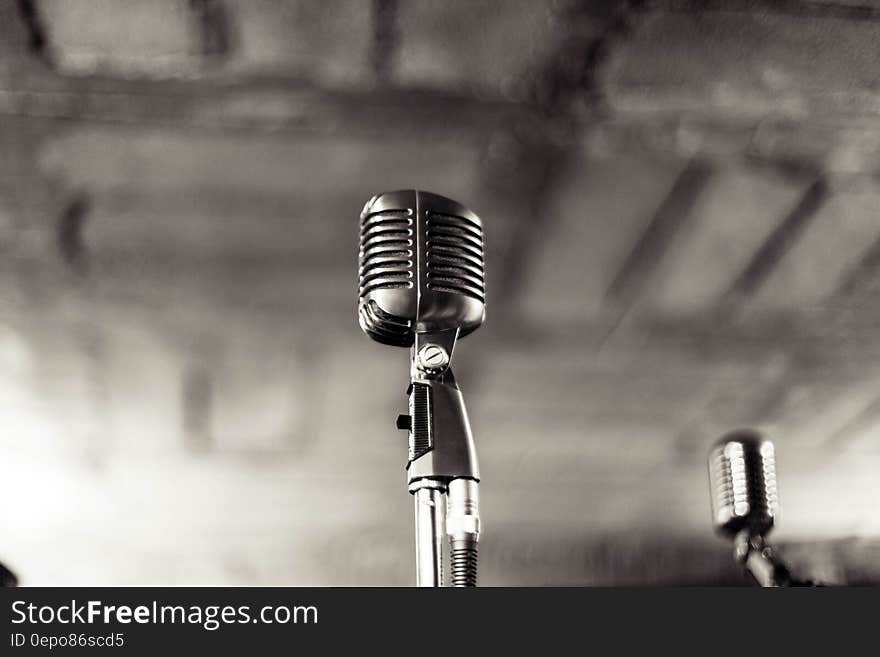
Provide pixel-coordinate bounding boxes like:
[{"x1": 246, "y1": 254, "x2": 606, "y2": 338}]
[
  {"x1": 709, "y1": 438, "x2": 777, "y2": 536},
  {"x1": 425, "y1": 211, "x2": 485, "y2": 302},
  {"x1": 358, "y1": 209, "x2": 414, "y2": 297}
]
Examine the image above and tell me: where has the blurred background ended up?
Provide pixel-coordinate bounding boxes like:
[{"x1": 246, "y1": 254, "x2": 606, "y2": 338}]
[{"x1": 0, "y1": 0, "x2": 879, "y2": 585}]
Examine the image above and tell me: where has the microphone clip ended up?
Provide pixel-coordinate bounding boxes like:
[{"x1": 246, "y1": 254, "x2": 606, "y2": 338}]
[{"x1": 401, "y1": 329, "x2": 480, "y2": 485}]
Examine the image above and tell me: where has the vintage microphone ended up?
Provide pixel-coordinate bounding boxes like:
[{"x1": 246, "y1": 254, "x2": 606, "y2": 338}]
[
  {"x1": 708, "y1": 430, "x2": 806, "y2": 586},
  {"x1": 358, "y1": 189, "x2": 484, "y2": 587}
]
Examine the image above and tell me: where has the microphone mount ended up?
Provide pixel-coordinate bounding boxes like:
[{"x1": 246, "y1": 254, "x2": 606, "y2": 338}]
[
  {"x1": 397, "y1": 328, "x2": 481, "y2": 587},
  {"x1": 732, "y1": 531, "x2": 796, "y2": 587}
]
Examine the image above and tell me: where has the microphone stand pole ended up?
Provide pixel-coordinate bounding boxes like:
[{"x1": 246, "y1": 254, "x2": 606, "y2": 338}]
[{"x1": 398, "y1": 329, "x2": 481, "y2": 587}]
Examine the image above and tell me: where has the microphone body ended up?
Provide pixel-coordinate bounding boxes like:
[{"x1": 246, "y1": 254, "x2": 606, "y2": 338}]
[
  {"x1": 709, "y1": 430, "x2": 778, "y2": 540},
  {"x1": 359, "y1": 190, "x2": 485, "y2": 347}
]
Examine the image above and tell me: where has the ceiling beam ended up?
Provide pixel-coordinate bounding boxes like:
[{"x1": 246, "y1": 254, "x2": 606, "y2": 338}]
[
  {"x1": 723, "y1": 176, "x2": 829, "y2": 304},
  {"x1": 605, "y1": 159, "x2": 713, "y2": 306}
]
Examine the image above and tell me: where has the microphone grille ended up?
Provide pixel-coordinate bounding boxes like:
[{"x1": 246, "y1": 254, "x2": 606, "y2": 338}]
[
  {"x1": 359, "y1": 209, "x2": 415, "y2": 296},
  {"x1": 708, "y1": 431, "x2": 778, "y2": 538},
  {"x1": 357, "y1": 190, "x2": 486, "y2": 346},
  {"x1": 426, "y1": 211, "x2": 485, "y2": 304},
  {"x1": 358, "y1": 208, "x2": 415, "y2": 346}
]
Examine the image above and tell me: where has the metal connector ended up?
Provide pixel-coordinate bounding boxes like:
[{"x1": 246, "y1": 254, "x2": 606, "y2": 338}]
[{"x1": 446, "y1": 478, "x2": 480, "y2": 587}]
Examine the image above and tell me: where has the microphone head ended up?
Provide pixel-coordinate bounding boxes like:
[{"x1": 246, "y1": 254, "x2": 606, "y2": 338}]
[
  {"x1": 708, "y1": 430, "x2": 779, "y2": 539},
  {"x1": 358, "y1": 190, "x2": 485, "y2": 347}
]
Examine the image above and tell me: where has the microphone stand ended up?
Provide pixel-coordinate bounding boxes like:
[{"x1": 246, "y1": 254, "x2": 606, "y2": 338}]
[{"x1": 398, "y1": 329, "x2": 481, "y2": 587}]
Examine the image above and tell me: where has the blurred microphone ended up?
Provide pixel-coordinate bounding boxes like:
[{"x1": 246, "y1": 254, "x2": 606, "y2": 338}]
[
  {"x1": 708, "y1": 430, "x2": 798, "y2": 587},
  {"x1": 708, "y1": 430, "x2": 778, "y2": 540},
  {"x1": 358, "y1": 189, "x2": 485, "y2": 347}
]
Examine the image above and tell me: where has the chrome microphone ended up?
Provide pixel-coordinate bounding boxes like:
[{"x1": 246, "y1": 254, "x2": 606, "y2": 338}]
[
  {"x1": 708, "y1": 431, "x2": 795, "y2": 587},
  {"x1": 358, "y1": 190, "x2": 484, "y2": 588}
]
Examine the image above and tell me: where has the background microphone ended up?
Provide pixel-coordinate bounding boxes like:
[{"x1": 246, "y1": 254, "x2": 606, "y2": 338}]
[
  {"x1": 708, "y1": 429, "x2": 778, "y2": 540},
  {"x1": 358, "y1": 189, "x2": 485, "y2": 347},
  {"x1": 707, "y1": 430, "x2": 800, "y2": 586}
]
